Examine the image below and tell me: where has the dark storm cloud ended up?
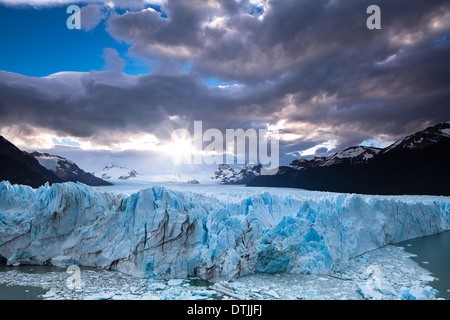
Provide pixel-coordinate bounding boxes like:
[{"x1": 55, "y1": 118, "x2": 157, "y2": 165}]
[
  {"x1": 0, "y1": 70, "x2": 259, "y2": 141},
  {"x1": 106, "y1": 0, "x2": 450, "y2": 136},
  {"x1": 1, "y1": 0, "x2": 449, "y2": 161}
]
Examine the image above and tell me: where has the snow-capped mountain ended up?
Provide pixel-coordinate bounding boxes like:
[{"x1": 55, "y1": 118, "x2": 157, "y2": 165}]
[
  {"x1": 0, "y1": 136, "x2": 63, "y2": 187},
  {"x1": 321, "y1": 146, "x2": 382, "y2": 166},
  {"x1": 212, "y1": 164, "x2": 236, "y2": 182},
  {"x1": 95, "y1": 164, "x2": 140, "y2": 180},
  {"x1": 29, "y1": 152, "x2": 111, "y2": 187},
  {"x1": 212, "y1": 163, "x2": 262, "y2": 184},
  {"x1": 214, "y1": 146, "x2": 381, "y2": 185},
  {"x1": 287, "y1": 146, "x2": 382, "y2": 170},
  {"x1": 382, "y1": 121, "x2": 450, "y2": 153},
  {"x1": 249, "y1": 121, "x2": 450, "y2": 196}
]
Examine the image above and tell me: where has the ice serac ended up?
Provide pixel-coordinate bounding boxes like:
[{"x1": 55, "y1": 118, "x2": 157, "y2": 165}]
[{"x1": 0, "y1": 181, "x2": 448, "y2": 281}]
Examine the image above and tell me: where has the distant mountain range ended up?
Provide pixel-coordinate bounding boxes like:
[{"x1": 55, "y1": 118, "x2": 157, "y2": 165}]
[
  {"x1": 286, "y1": 146, "x2": 382, "y2": 170},
  {"x1": 94, "y1": 165, "x2": 205, "y2": 184},
  {"x1": 94, "y1": 164, "x2": 140, "y2": 180},
  {"x1": 248, "y1": 121, "x2": 450, "y2": 196},
  {"x1": 212, "y1": 163, "x2": 262, "y2": 184},
  {"x1": 0, "y1": 136, "x2": 63, "y2": 188},
  {"x1": 0, "y1": 136, "x2": 111, "y2": 188},
  {"x1": 30, "y1": 151, "x2": 111, "y2": 186},
  {"x1": 3, "y1": 120, "x2": 449, "y2": 195}
]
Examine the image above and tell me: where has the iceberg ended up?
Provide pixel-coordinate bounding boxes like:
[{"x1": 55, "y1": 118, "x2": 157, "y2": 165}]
[
  {"x1": 0, "y1": 181, "x2": 448, "y2": 281},
  {"x1": 399, "y1": 286, "x2": 438, "y2": 300}
]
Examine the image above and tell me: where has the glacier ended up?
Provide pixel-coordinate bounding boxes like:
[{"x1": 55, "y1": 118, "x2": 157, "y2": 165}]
[{"x1": 0, "y1": 181, "x2": 448, "y2": 281}]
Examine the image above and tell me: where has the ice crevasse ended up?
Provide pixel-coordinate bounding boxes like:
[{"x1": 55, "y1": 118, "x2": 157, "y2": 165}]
[{"x1": 0, "y1": 181, "x2": 448, "y2": 281}]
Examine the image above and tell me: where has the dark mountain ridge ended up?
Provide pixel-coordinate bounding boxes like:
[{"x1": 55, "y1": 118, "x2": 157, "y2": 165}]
[
  {"x1": 0, "y1": 136, "x2": 111, "y2": 188},
  {"x1": 29, "y1": 151, "x2": 112, "y2": 186},
  {"x1": 0, "y1": 136, "x2": 63, "y2": 188},
  {"x1": 248, "y1": 121, "x2": 450, "y2": 196}
]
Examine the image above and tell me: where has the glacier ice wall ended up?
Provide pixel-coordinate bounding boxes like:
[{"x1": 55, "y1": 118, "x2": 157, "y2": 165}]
[{"x1": 0, "y1": 181, "x2": 448, "y2": 281}]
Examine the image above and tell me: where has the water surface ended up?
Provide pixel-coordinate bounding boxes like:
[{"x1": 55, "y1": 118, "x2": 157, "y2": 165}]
[
  {"x1": 0, "y1": 283, "x2": 46, "y2": 300},
  {"x1": 397, "y1": 231, "x2": 450, "y2": 299},
  {"x1": 0, "y1": 265, "x2": 65, "y2": 300}
]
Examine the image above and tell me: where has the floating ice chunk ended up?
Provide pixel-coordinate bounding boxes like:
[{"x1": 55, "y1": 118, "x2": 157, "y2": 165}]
[
  {"x1": 168, "y1": 279, "x2": 184, "y2": 286},
  {"x1": 379, "y1": 280, "x2": 397, "y2": 296},
  {"x1": 147, "y1": 283, "x2": 167, "y2": 291},
  {"x1": 191, "y1": 290, "x2": 216, "y2": 296},
  {"x1": 41, "y1": 289, "x2": 56, "y2": 299},
  {"x1": 211, "y1": 284, "x2": 247, "y2": 300},
  {"x1": 400, "y1": 286, "x2": 437, "y2": 300},
  {"x1": 357, "y1": 282, "x2": 383, "y2": 300},
  {"x1": 399, "y1": 267, "x2": 414, "y2": 275},
  {"x1": 140, "y1": 293, "x2": 160, "y2": 300},
  {"x1": 83, "y1": 292, "x2": 115, "y2": 300},
  {"x1": 419, "y1": 275, "x2": 435, "y2": 282},
  {"x1": 265, "y1": 289, "x2": 280, "y2": 299},
  {"x1": 305, "y1": 290, "x2": 317, "y2": 296}
]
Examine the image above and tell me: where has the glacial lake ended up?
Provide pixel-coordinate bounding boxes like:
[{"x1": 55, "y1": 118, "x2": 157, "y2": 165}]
[
  {"x1": 397, "y1": 230, "x2": 450, "y2": 300},
  {"x1": 0, "y1": 265, "x2": 62, "y2": 300}
]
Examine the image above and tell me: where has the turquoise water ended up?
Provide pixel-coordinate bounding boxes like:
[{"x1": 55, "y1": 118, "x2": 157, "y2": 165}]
[
  {"x1": 0, "y1": 265, "x2": 64, "y2": 300},
  {"x1": 397, "y1": 231, "x2": 450, "y2": 300},
  {"x1": 0, "y1": 283, "x2": 46, "y2": 300}
]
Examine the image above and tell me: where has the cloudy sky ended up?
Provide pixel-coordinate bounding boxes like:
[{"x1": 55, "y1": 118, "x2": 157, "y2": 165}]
[{"x1": 0, "y1": 0, "x2": 449, "y2": 174}]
